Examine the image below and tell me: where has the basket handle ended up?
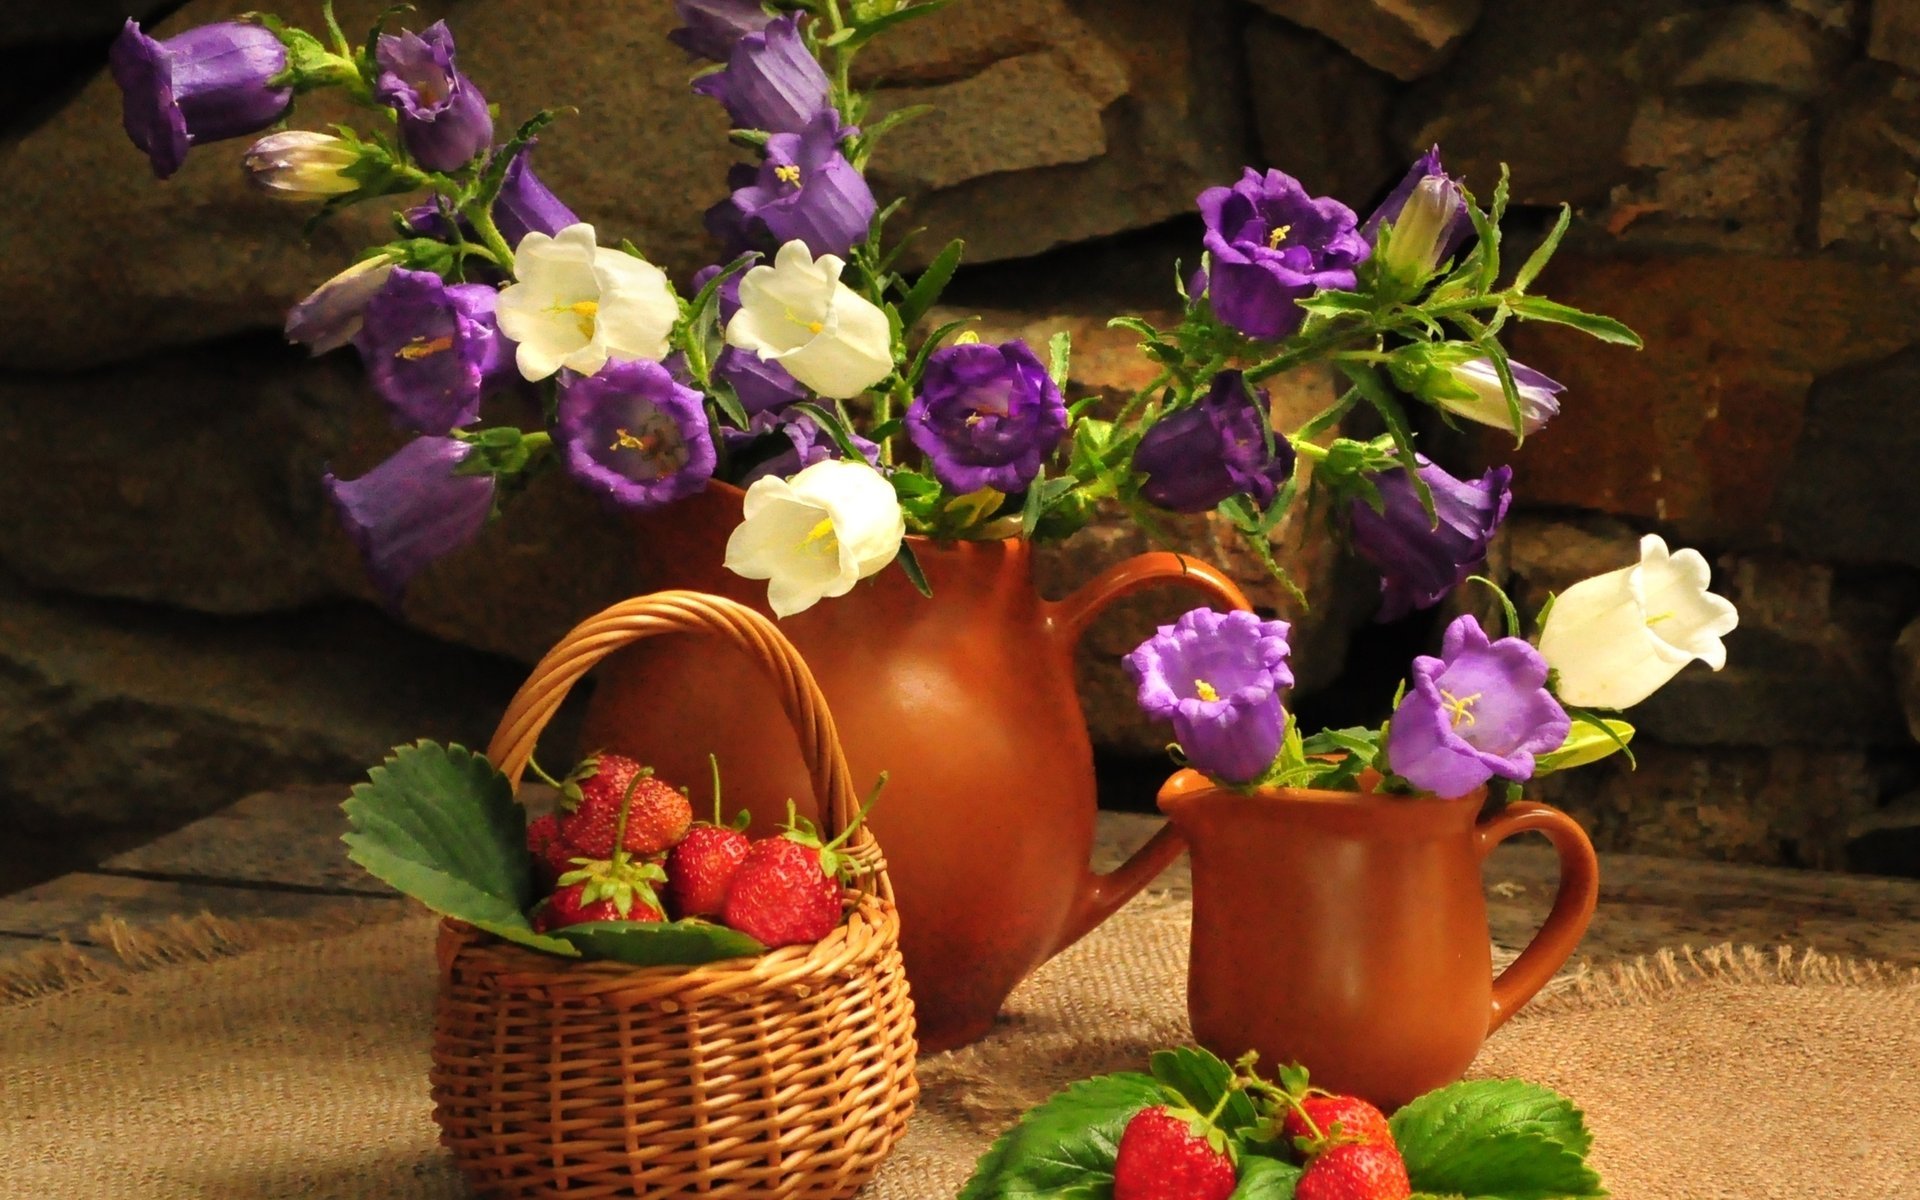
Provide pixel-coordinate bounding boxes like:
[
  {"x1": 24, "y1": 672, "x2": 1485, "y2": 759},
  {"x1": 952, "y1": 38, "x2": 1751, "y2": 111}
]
[{"x1": 484, "y1": 590, "x2": 889, "y2": 898}]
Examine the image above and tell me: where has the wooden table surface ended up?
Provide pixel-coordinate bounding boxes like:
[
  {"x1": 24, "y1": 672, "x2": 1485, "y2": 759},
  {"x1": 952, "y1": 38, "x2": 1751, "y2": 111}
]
[{"x1": 5, "y1": 785, "x2": 1920, "y2": 969}]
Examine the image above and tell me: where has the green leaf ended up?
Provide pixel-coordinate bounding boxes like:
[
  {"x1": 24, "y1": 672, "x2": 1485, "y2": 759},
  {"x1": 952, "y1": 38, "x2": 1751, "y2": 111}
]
[
  {"x1": 1465, "y1": 574, "x2": 1521, "y2": 640},
  {"x1": 1048, "y1": 330, "x2": 1073, "y2": 391},
  {"x1": 789, "y1": 401, "x2": 869, "y2": 461},
  {"x1": 342, "y1": 741, "x2": 578, "y2": 957},
  {"x1": 1552, "y1": 710, "x2": 1637, "y2": 771},
  {"x1": 859, "y1": 102, "x2": 935, "y2": 147},
  {"x1": 1512, "y1": 205, "x2": 1571, "y2": 295},
  {"x1": 1149, "y1": 1046, "x2": 1260, "y2": 1135},
  {"x1": 1391, "y1": 1080, "x2": 1604, "y2": 1200},
  {"x1": 896, "y1": 540, "x2": 934, "y2": 599},
  {"x1": 907, "y1": 316, "x2": 978, "y2": 386},
  {"x1": 472, "y1": 109, "x2": 560, "y2": 208},
  {"x1": 1229, "y1": 1156, "x2": 1303, "y2": 1200},
  {"x1": 897, "y1": 237, "x2": 965, "y2": 332},
  {"x1": 837, "y1": 0, "x2": 952, "y2": 51},
  {"x1": 1340, "y1": 363, "x2": 1433, "y2": 524},
  {"x1": 557, "y1": 920, "x2": 765, "y2": 966},
  {"x1": 957, "y1": 1072, "x2": 1164, "y2": 1200},
  {"x1": 1506, "y1": 296, "x2": 1642, "y2": 347}
]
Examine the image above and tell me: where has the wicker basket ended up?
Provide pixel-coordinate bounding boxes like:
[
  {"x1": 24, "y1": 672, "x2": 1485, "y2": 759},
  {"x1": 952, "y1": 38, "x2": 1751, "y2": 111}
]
[{"x1": 429, "y1": 590, "x2": 918, "y2": 1198}]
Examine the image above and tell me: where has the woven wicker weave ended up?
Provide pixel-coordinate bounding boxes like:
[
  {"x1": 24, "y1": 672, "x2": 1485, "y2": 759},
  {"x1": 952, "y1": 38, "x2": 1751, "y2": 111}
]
[{"x1": 430, "y1": 590, "x2": 918, "y2": 1198}]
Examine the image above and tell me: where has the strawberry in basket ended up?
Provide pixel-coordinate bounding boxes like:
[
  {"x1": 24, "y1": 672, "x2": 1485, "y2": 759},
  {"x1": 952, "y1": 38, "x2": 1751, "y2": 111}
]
[
  {"x1": 720, "y1": 793, "x2": 879, "y2": 948},
  {"x1": 528, "y1": 754, "x2": 678, "y2": 932}
]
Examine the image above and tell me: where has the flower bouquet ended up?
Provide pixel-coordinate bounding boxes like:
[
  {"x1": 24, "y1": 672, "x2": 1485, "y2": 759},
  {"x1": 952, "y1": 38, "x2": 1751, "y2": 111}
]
[{"x1": 109, "y1": 0, "x2": 1638, "y2": 622}]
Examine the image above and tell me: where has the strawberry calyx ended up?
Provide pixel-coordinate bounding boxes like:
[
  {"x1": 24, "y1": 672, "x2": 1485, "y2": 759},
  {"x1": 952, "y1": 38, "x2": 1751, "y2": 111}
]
[
  {"x1": 557, "y1": 855, "x2": 667, "y2": 918},
  {"x1": 772, "y1": 772, "x2": 889, "y2": 882}
]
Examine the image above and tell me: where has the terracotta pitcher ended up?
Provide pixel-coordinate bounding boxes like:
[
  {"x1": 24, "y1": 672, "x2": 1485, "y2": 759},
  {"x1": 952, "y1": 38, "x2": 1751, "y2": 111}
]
[
  {"x1": 1158, "y1": 768, "x2": 1599, "y2": 1107},
  {"x1": 579, "y1": 483, "x2": 1252, "y2": 1051}
]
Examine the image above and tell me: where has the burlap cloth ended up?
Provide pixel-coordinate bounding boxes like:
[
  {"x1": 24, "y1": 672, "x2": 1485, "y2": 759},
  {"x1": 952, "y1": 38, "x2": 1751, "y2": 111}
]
[{"x1": 4, "y1": 896, "x2": 1917, "y2": 1199}]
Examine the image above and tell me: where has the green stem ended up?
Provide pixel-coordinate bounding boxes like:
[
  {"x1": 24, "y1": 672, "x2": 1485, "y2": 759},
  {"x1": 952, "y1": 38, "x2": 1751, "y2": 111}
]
[
  {"x1": 1287, "y1": 438, "x2": 1329, "y2": 463},
  {"x1": 461, "y1": 201, "x2": 517, "y2": 279},
  {"x1": 525, "y1": 755, "x2": 564, "y2": 790}
]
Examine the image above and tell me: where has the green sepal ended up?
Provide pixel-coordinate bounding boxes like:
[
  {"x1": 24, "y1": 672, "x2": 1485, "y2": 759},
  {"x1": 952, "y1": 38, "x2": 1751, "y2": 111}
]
[{"x1": 1149, "y1": 1046, "x2": 1260, "y2": 1136}]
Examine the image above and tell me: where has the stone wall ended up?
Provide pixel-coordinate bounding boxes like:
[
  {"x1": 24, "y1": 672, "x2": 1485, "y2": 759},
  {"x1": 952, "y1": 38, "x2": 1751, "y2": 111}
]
[{"x1": 2, "y1": 0, "x2": 1918, "y2": 876}]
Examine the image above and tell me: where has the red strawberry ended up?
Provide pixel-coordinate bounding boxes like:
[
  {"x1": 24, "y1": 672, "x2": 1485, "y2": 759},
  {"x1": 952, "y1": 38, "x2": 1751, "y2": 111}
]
[
  {"x1": 1295, "y1": 1143, "x2": 1411, "y2": 1200},
  {"x1": 664, "y1": 824, "x2": 751, "y2": 919},
  {"x1": 525, "y1": 813, "x2": 583, "y2": 887},
  {"x1": 562, "y1": 756, "x2": 693, "y2": 858},
  {"x1": 540, "y1": 878, "x2": 665, "y2": 930},
  {"x1": 1283, "y1": 1095, "x2": 1393, "y2": 1151},
  {"x1": 721, "y1": 837, "x2": 842, "y2": 947},
  {"x1": 1111, "y1": 1104, "x2": 1237, "y2": 1200}
]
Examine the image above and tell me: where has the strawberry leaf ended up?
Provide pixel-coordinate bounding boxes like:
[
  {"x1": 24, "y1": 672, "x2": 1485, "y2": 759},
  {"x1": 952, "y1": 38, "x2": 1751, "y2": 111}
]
[
  {"x1": 1390, "y1": 1080, "x2": 1604, "y2": 1199},
  {"x1": 957, "y1": 1072, "x2": 1163, "y2": 1200},
  {"x1": 1149, "y1": 1046, "x2": 1260, "y2": 1135},
  {"x1": 1229, "y1": 1155, "x2": 1302, "y2": 1199},
  {"x1": 343, "y1": 740, "x2": 578, "y2": 957},
  {"x1": 556, "y1": 919, "x2": 765, "y2": 966}
]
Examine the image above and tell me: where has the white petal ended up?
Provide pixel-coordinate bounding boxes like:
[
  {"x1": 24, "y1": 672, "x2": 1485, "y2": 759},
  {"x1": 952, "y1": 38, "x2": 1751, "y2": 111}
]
[
  {"x1": 724, "y1": 496, "x2": 821, "y2": 580},
  {"x1": 596, "y1": 283, "x2": 681, "y2": 363},
  {"x1": 776, "y1": 284, "x2": 894, "y2": 399},
  {"x1": 739, "y1": 475, "x2": 801, "y2": 521},
  {"x1": 512, "y1": 334, "x2": 568, "y2": 382},
  {"x1": 560, "y1": 337, "x2": 612, "y2": 378},
  {"x1": 792, "y1": 460, "x2": 904, "y2": 578}
]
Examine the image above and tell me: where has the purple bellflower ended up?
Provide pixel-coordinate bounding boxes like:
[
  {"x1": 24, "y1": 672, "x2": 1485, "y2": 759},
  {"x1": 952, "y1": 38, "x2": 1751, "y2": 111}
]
[
  {"x1": 725, "y1": 407, "x2": 880, "y2": 485},
  {"x1": 1126, "y1": 608, "x2": 1295, "y2": 784},
  {"x1": 323, "y1": 436, "x2": 495, "y2": 607},
  {"x1": 555, "y1": 360, "x2": 717, "y2": 510},
  {"x1": 1195, "y1": 168, "x2": 1370, "y2": 341},
  {"x1": 905, "y1": 339, "x2": 1068, "y2": 495},
  {"x1": 109, "y1": 19, "x2": 292, "y2": 180},
  {"x1": 1132, "y1": 371, "x2": 1295, "y2": 513},
  {"x1": 353, "y1": 268, "x2": 514, "y2": 435},
  {"x1": 1348, "y1": 457, "x2": 1511, "y2": 622},
  {"x1": 374, "y1": 22, "x2": 493, "y2": 172},
  {"x1": 669, "y1": 0, "x2": 778, "y2": 60},
  {"x1": 705, "y1": 109, "x2": 877, "y2": 259},
  {"x1": 1386, "y1": 614, "x2": 1571, "y2": 798},
  {"x1": 692, "y1": 15, "x2": 837, "y2": 136}
]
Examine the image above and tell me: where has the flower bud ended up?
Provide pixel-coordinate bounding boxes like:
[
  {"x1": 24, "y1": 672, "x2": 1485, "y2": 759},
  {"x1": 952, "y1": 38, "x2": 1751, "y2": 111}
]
[
  {"x1": 1362, "y1": 146, "x2": 1470, "y2": 287},
  {"x1": 284, "y1": 254, "x2": 397, "y2": 355},
  {"x1": 244, "y1": 131, "x2": 360, "y2": 199}
]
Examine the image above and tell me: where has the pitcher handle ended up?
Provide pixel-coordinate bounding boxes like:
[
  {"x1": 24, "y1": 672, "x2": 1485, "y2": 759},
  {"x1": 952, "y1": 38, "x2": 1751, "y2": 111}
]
[
  {"x1": 1476, "y1": 801, "x2": 1600, "y2": 1033},
  {"x1": 1045, "y1": 551, "x2": 1253, "y2": 956}
]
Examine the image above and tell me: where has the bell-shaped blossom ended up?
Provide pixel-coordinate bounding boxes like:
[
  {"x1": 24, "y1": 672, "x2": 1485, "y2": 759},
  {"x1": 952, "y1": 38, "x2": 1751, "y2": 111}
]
[
  {"x1": 285, "y1": 255, "x2": 397, "y2": 355},
  {"x1": 1362, "y1": 146, "x2": 1471, "y2": 282},
  {"x1": 905, "y1": 339, "x2": 1067, "y2": 495},
  {"x1": 243, "y1": 131, "x2": 360, "y2": 200},
  {"x1": 1538, "y1": 534, "x2": 1739, "y2": 710},
  {"x1": 669, "y1": 0, "x2": 778, "y2": 61},
  {"x1": 724, "y1": 240, "x2": 893, "y2": 400},
  {"x1": 706, "y1": 110, "x2": 877, "y2": 259},
  {"x1": 1125, "y1": 608, "x2": 1294, "y2": 784},
  {"x1": 1440, "y1": 358, "x2": 1564, "y2": 438},
  {"x1": 554, "y1": 360, "x2": 716, "y2": 511},
  {"x1": 1387, "y1": 614, "x2": 1570, "y2": 798},
  {"x1": 374, "y1": 22, "x2": 493, "y2": 172},
  {"x1": 354, "y1": 268, "x2": 514, "y2": 434},
  {"x1": 495, "y1": 223, "x2": 682, "y2": 381},
  {"x1": 1132, "y1": 372, "x2": 1295, "y2": 513},
  {"x1": 724, "y1": 458, "x2": 905, "y2": 617},
  {"x1": 109, "y1": 19, "x2": 292, "y2": 180},
  {"x1": 1349, "y1": 457, "x2": 1511, "y2": 622},
  {"x1": 1195, "y1": 168, "x2": 1370, "y2": 341},
  {"x1": 725, "y1": 407, "x2": 879, "y2": 485},
  {"x1": 691, "y1": 15, "x2": 837, "y2": 136},
  {"x1": 323, "y1": 437, "x2": 495, "y2": 606}
]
